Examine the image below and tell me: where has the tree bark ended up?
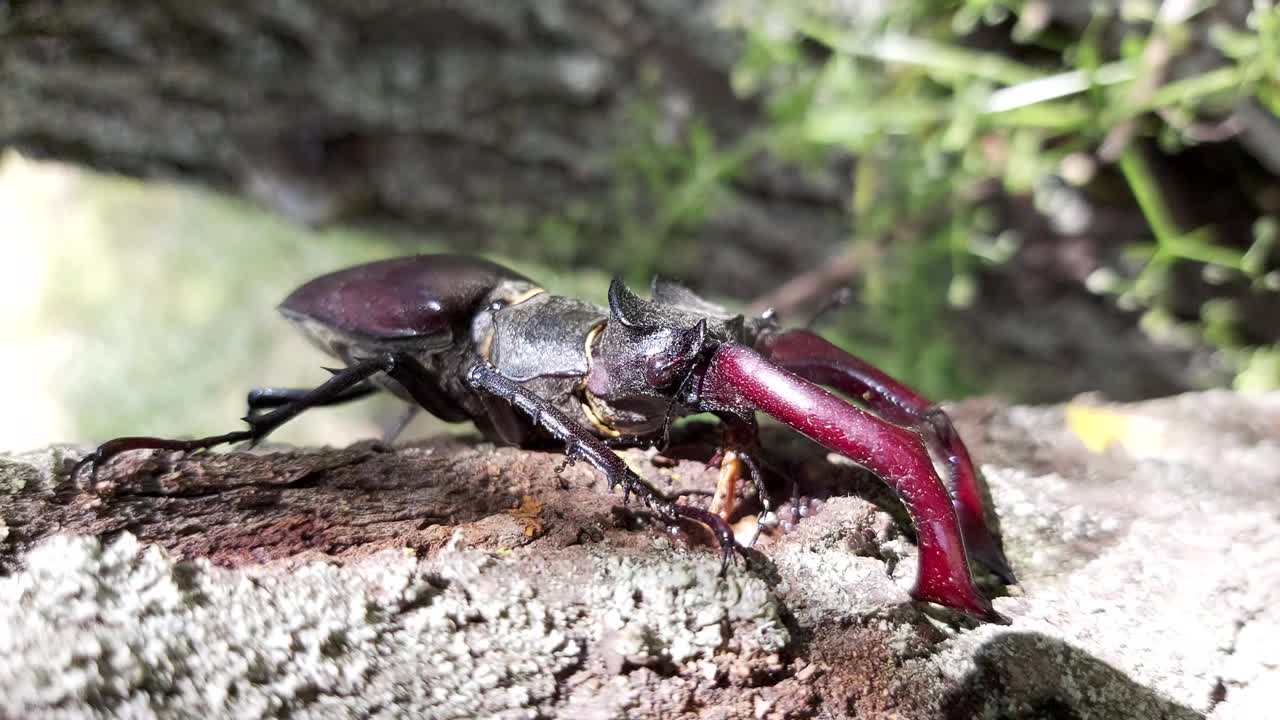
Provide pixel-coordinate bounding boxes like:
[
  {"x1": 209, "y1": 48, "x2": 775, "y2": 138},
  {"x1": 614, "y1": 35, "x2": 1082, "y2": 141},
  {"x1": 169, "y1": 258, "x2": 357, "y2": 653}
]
[
  {"x1": 0, "y1": 0, "x2": 847, "y2": 297},
  {"x1": 4, "y1": 392, "x2": 1279, "y2": 718},
  {"x1": 0, "y1": 437, "x2": 725, "y2": 573}
]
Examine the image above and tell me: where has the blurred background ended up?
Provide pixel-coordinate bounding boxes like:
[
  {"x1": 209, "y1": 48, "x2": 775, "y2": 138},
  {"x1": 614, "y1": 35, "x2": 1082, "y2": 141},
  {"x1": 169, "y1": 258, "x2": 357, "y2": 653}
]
[{"x1": 3, "y1": 1, "x2": 1280, "y2": 453}]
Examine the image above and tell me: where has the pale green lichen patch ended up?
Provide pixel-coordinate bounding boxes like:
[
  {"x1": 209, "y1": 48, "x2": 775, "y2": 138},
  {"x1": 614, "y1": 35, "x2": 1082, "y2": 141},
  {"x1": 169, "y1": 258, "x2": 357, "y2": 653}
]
[{"x1": 0, "y1": 533, "x2": 790, "y2": 719}]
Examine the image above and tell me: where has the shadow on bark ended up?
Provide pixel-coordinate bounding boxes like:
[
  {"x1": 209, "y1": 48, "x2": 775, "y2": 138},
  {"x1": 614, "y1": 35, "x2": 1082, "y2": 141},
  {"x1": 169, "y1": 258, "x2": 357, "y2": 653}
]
[{"x1": 943, "y1": 632, "x2": 1205, "y2": 720}]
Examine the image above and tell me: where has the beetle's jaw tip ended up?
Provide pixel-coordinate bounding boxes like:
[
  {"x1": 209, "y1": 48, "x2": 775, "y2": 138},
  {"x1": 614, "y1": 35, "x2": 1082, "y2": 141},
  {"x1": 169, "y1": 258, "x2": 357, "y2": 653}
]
[
  {"x1": 911, "y1": 584, "x2": 1009, "y2": 625},
  {"x1": 957, "y1": 509, "x2": 1018, "y2": 585}
]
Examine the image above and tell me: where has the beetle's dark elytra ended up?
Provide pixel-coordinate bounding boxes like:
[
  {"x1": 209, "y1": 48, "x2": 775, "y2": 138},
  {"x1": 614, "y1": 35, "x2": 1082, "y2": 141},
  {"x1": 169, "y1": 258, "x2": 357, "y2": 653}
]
[{"x1": 280, "y1": 254, "x2": 536, "y2": 346}]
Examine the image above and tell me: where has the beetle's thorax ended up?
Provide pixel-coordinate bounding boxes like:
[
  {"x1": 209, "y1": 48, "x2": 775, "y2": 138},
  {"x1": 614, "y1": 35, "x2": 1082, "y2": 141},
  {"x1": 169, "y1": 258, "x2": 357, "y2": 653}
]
[{"x1": 484, "y1": 293, "x2": 601, "y2": 383}]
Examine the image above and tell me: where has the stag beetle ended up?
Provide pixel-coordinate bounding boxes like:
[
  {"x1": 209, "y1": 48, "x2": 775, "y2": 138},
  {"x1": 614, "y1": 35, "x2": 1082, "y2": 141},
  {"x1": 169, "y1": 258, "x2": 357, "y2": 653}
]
[{"x1": 74, "y1": 254, "x2": 1014, "y2": 623}]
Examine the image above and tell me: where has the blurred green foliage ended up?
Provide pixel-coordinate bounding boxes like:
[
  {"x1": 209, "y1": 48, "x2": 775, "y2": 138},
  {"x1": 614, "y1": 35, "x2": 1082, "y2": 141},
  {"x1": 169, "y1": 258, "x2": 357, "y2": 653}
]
[
  {"x1": 34, "y1": 169, "x2": 403, "y2": 444},
  {"x1": 16, "y1": 161, "x2": 620, "y2": 447},
  {"x1": 708, "y1": 0, "x2": 1280, "y2": 395}
]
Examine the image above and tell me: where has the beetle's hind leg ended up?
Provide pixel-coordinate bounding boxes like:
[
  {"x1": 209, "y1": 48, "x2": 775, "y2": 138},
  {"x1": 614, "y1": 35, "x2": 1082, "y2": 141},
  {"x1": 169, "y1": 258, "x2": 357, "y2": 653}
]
[
  {"x1": 75, "y1": 353, "x2": 453, "y2": 484},
  {"x1": 247, "y1": 383, "x2": 419, "y2": 444},
  {"x1": 466, "y1": 363, "x2": 741, "y2": 572}
]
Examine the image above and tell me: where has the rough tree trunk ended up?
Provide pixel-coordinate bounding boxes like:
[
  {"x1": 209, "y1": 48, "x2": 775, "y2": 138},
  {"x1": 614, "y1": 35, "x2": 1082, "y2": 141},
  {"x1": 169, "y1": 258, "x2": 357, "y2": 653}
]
[{"x1": 0, "y1": 1, "x2": 846, "y2": 296}]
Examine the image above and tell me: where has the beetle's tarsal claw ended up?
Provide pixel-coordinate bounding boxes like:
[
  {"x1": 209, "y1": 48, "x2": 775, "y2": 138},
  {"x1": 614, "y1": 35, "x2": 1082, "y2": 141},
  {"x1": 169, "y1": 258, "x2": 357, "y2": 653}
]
[
  {"x1": 70, "y1": 453, "x2": 99, "y2": 484},
  {"x1": 747, "y1": 513, "x2": 767, "y2": 548},
  {"x1": 669, "y1": 504, "x2": 740, "y2": 576},
  {"x1": 718, "y1": 538, "x2": 743, "y2": 577}
]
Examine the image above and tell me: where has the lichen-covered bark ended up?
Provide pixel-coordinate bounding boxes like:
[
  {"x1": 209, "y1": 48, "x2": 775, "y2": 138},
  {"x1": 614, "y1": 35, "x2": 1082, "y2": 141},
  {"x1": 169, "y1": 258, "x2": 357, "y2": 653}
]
[{"x1": 3, "y1": 392, "x2": 1278, "y2": 718}]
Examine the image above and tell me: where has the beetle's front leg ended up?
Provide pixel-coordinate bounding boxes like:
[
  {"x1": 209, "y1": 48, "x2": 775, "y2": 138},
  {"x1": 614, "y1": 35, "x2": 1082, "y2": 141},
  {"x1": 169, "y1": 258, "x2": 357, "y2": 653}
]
[
  {"x1": 465, "y1": 363, "x2": 740, "y2": 571},
  {"x1": 758, "y1": 329, "x2": 1015, "y2": 584},
  {"x1": 699, "y1": 343, "x2": 1007, "y2": 624}
]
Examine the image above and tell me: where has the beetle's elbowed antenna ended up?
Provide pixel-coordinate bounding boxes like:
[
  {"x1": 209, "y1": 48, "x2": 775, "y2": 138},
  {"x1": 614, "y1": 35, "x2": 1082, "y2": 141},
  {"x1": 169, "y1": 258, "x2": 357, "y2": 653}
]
[{"x1": 599, "y1": 372, "x2": 690, "y2": 452}]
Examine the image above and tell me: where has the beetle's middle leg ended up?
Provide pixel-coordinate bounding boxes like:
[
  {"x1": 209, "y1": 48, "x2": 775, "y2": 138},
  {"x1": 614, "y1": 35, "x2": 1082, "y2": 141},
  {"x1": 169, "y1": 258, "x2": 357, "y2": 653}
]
[
  {"x1": 247, "y1": 382, "x2": 421, "y2": 444},
  {"x1": 245, "y1": 383, "x2": 378, "y2": 415},
  {"x1": 465, "y1": 363, "x2": 740, "y2": 571}
]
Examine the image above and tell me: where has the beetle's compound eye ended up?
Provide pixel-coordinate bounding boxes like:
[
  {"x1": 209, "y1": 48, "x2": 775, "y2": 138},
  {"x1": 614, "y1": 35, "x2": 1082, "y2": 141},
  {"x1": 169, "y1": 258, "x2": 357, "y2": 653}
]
[
  {"x1": 644, "y1": 353, "x2": 683, "y2": 389},
  {"x1": 643, "y1": 320, "x2": 710, "y2": 389}
]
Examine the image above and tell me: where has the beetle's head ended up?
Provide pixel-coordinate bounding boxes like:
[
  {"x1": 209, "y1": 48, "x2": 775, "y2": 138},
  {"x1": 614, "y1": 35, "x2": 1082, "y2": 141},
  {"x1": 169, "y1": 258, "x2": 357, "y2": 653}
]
[{"x1": 586, "y1": 278, "x2": 745, "y2": 425}]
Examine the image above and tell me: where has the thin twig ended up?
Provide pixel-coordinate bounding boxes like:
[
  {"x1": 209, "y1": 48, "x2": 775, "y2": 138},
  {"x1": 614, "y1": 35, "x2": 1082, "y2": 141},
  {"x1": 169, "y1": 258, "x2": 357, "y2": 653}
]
[
  {"x1": 1099, "y1": 0, "x2": 1203, "y2": 161},
  {"x1": 748, "y1": 181, "x2": 998, "y2": 322},
  {"x1": 748, "y1": 246, "x2": 873, "y2": 322}
]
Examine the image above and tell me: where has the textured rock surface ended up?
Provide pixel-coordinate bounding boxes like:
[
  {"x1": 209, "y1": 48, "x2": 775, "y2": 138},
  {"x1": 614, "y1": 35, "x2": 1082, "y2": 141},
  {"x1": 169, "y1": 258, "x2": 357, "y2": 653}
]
[{"x1": 2, "y1": 390, "x2": 1278, "y2": 718}]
